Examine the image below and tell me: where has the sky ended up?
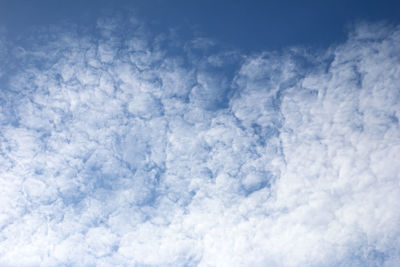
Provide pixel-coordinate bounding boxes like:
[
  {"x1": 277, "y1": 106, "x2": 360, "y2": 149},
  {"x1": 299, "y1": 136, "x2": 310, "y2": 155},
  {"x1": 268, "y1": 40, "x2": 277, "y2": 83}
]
[
  {"x1": 1, "y1": 0, "x2": 400, "y2": 50},
  {"x1": 0, "y1": 1, "x2": 400, "y2": 266}
]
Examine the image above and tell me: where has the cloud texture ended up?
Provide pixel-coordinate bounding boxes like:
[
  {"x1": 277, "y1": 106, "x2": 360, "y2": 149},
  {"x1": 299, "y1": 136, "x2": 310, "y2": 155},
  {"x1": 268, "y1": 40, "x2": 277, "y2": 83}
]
[{"x1": 0, "y1": 19, "x2": 399, "y2": 266}]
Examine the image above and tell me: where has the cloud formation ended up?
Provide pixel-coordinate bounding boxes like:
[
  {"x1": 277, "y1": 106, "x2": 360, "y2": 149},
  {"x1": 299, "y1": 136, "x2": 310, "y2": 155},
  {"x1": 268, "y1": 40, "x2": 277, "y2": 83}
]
[{"x1": 0, "y1": 19, "x2": 399, "y2": 266}]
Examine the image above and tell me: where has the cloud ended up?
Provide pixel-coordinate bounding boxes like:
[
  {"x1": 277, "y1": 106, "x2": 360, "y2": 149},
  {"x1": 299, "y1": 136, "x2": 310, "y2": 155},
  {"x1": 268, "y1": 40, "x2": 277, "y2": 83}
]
[{"x1": 0, "y1": 19, "x2": 399, "y2": 266}]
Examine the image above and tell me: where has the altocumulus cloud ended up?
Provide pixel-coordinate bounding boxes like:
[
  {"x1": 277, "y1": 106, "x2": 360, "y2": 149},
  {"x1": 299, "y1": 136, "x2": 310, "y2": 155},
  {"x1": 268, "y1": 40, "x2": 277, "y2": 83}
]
[{"x1": 0, "y1": 18, "x2": 399, "y2": 266}]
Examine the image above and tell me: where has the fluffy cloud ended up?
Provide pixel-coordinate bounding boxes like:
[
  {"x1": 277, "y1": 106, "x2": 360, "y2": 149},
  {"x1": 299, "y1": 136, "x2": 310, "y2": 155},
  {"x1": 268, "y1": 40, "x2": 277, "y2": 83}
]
[{"x1": 0, "y1": 20, "x2": 399, "y2": 266}]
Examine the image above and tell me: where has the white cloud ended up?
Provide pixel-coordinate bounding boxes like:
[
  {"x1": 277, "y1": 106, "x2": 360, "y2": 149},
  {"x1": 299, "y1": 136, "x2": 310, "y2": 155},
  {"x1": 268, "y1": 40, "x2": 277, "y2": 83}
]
[{"x1": 0, "y1": 20, "x2": 399, "y2": 266}]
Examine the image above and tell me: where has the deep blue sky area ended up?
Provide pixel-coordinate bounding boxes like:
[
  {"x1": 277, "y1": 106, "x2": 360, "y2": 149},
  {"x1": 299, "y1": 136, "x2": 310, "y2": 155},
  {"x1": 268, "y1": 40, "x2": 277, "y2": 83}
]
[{"x1": 1, "y1": 0, "x2": 400, "y2": 51}]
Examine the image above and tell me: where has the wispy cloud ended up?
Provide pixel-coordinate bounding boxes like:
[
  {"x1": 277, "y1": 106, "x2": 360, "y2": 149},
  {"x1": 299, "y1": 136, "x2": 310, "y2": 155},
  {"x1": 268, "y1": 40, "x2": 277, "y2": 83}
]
[{"x1": 0, "y1": 19, "x2": 399, "y2": 266}]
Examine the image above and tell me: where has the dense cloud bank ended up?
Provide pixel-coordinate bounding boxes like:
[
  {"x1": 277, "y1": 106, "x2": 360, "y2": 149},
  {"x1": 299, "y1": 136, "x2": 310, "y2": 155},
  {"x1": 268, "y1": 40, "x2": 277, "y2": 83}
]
[{"x1": 0, "y1": 19, "x2": 399, "y2": 266}]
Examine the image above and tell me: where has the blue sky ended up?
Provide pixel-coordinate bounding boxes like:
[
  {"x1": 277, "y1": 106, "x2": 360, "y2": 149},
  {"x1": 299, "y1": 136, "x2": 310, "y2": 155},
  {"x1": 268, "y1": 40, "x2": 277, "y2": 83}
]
[
  {"x1": 1, "y1": 0, "x2": 400, "y2": 50},
  {"x1": 0, "y1": 1, "x2": 400, "y2": 266}
]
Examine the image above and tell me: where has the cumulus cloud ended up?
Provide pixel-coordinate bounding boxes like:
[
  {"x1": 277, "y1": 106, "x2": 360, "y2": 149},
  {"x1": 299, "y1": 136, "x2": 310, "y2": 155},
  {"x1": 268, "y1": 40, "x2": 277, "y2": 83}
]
[{"x1": 0, "y1": 19, "x2": 399, "y2": 266}]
